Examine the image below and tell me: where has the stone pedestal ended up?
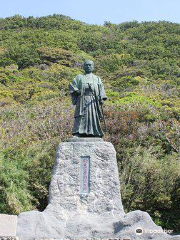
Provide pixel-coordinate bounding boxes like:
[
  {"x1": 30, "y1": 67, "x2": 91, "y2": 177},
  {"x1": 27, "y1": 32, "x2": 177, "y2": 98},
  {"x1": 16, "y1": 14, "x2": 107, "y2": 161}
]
[
  {"x1": 17, "y1": 138, "x2": 180, "y2": 240},
  {"x1": 47, "y1": 138, "x2": 124, "y2": 218}
]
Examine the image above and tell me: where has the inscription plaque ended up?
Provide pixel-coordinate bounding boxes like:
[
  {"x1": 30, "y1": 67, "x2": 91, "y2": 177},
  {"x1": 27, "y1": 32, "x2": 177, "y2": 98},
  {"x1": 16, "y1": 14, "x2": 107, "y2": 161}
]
[{"x1": 80, "y1": 156, "x2": 90, "y2": 194}]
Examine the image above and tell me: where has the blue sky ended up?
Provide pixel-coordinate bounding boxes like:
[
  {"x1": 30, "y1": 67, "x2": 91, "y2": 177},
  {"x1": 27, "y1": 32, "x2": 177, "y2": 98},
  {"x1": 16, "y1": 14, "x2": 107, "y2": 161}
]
[{"x1": 0, "y1": 0, "x2": 180, "y2": 25}]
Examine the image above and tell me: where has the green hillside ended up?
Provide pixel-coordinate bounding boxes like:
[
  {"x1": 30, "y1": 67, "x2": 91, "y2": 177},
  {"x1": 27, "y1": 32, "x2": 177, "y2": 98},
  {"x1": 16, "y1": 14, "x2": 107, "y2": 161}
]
[{"x1": 0, "y1": 15, "x2": 180, "y2": 233}]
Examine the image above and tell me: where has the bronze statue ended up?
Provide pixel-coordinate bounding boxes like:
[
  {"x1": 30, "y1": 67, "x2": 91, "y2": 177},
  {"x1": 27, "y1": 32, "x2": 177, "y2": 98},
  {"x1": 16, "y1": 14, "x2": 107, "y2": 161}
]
[{"x1": 69, "y1": 60, "x2": 107, "y2": 137}]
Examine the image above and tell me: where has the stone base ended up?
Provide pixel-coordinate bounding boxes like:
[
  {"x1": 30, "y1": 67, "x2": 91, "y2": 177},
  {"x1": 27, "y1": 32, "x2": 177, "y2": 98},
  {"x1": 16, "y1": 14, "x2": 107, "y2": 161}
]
[
  {"x1": 17, "y1": 209, "x2": 179, "y2": 240},
  {"x1": 17, "y1": 139, "x2": 180, "y2": 240}
]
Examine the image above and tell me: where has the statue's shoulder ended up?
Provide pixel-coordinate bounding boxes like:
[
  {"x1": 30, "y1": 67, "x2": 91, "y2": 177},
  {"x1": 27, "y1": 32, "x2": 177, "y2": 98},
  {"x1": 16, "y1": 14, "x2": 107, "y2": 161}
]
[
  {"x1": 92, "y1": 74, "x2": 102, "y2": 83},
  {"x1": 75, "y1": 74, "x2": 84, "y2": 80},
  {"x1": 73, "y1": 74, "x2": 84, "y2": 83},
  {"x1": 77, "y1": 74, "x2": 84, "y2": 77}
]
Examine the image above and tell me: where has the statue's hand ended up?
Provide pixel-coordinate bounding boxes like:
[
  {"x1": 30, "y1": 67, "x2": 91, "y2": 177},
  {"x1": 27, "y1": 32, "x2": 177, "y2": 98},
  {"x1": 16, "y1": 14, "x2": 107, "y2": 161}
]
[{"x1": 100, "y1": 99, "x2": 103, "y2": 105}]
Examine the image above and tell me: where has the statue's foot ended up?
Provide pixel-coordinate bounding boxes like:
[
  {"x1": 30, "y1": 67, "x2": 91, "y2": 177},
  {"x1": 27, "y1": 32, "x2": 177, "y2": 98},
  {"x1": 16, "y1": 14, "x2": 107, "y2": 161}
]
[
  {"x1": 73, "y1": 133, "x2": 80, "y2": 138},
  {"x1": 72, "y1": 133, "x2": 102, "y2": 138}
]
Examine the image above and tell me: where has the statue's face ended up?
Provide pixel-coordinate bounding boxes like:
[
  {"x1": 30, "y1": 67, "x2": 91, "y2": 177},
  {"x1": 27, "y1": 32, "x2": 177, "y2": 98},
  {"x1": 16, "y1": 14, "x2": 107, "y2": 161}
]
[{"x1": 84, "y1": 60, "x2": 94, "y2": 73}]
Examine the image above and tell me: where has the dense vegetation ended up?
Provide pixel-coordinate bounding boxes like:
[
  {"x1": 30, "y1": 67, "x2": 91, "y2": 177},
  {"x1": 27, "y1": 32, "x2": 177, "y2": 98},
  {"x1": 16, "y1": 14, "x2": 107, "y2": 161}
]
[{"x1": 0, "y1": 15, "x2": 180, "y2": 233}]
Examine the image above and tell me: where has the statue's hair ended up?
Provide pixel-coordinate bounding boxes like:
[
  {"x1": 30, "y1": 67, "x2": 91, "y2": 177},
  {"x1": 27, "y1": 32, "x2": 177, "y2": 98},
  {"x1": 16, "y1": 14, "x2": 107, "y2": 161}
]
[{"x1": 84, "y1": 59, "x2": 94, "y2": 66}]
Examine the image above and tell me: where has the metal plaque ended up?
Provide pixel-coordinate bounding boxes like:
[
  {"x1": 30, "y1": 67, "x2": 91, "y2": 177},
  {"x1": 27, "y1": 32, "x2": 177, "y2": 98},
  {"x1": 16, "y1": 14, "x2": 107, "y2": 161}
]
[{"x1": 80, "y1": 156, "x2": 90, "y2": 194}]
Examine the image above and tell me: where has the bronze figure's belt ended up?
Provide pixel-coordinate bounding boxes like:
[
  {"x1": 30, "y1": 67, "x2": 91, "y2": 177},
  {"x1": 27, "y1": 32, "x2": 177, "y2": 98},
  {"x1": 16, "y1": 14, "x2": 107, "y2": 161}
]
[{"x1": 84, "y1": 90, "x2": 94, "y2": 96}]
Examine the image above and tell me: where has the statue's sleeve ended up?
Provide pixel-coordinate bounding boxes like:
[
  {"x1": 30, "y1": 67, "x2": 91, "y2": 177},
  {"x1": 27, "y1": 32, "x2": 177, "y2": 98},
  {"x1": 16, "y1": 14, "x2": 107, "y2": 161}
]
[
  {"x1": 69, "y1": 76, "x2": 80, "y2": 105},
  {"x1": 98, "y1": 77, "x2": 107, "y2": 100}
]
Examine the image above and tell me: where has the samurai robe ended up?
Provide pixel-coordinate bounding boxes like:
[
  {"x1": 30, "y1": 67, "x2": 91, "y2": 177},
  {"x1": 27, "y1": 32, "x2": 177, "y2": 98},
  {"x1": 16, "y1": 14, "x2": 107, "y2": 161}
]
[{"x1": 69, "y1": 73, "x2": 107, "y2": 137}]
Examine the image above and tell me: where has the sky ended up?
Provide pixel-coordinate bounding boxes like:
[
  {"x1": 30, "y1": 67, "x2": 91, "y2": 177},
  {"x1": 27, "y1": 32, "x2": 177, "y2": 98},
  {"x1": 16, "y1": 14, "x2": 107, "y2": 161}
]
[{"x1": 0, "y1": 0, "x2": 180, "y2": 25}]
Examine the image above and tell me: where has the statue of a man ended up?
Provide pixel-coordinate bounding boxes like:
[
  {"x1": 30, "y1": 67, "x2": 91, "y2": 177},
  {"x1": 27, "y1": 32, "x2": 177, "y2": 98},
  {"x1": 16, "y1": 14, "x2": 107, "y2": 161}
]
[{"x1": 69, "y1": 60, "x2": 107, "y2": 137}]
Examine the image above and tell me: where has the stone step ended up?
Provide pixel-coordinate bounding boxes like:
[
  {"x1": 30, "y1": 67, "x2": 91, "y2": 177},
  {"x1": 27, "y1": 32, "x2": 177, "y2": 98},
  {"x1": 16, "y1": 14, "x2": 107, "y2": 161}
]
[{"x1": 0, "y1": 214, "x2": 17, "y2": 238}]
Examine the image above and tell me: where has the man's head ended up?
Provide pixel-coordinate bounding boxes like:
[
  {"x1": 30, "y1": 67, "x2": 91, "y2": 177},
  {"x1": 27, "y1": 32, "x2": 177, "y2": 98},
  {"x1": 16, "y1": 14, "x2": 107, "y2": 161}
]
[{"x1": 83, "y1": 60, "x2": 94, "y2": 73}]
